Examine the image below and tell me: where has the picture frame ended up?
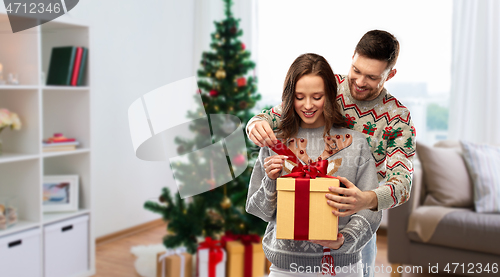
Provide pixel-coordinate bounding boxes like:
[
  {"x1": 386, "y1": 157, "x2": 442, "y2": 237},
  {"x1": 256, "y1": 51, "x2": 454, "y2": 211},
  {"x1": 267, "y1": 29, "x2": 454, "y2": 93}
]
[{"x1": 43, "y1": 175, "x2": 79, "y2": 213}]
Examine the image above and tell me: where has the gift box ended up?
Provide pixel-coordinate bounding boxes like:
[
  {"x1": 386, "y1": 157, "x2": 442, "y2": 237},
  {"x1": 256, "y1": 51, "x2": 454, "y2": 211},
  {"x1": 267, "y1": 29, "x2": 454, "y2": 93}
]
[
  {"x1": 276, "y1": 177, "x2": 339, "y2": 240},
  {"x1": 222, "y1": 234, "x2": 265, "y2": 277},
  {"x1": 197, "y1": 237, "x2": 227, "y2": 277},
  {"x1": 156, "y1": 247, "x2": 192, "y2": 277}
]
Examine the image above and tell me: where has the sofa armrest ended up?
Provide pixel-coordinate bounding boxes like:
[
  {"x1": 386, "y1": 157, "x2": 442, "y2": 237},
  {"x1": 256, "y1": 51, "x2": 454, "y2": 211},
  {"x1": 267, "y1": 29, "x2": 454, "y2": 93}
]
[{"x1": 387, "y1": 164, "x2": 423, "y2": 264}]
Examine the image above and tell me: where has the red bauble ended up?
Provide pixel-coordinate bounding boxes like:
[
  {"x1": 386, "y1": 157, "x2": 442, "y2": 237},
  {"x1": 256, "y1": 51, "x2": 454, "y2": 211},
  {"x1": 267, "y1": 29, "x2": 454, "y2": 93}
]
[
  {"x1": 241, "y1": 43, "x2": 246, "y2": 50},
  {"x1": 209, "y1": 89, "x2": 219, "y2": 97},
  {"x1": 236, "y1": 77, "x2": 246, "y2": 87},
  {"x1": 233, "y1": 154, "x2": 246, "y2": 166}
]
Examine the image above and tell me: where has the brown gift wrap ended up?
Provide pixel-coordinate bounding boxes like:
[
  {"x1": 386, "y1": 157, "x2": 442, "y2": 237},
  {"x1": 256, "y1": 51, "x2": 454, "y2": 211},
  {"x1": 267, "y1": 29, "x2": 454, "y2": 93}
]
[
  {"x1": 276, "y1": 177, "x2": 339, "y2": 240},
  {"x1": 156, "y1": 250, "x2": 192, "y2": 277}
]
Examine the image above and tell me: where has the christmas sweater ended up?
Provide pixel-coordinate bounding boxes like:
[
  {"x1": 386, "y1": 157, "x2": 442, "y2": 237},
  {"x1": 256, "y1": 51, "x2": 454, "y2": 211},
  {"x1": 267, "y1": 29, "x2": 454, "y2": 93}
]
[
  {"x1": 247, "y1": 74, "x2": 416, "y2": 211},
  {"x1": 246, "y1": 126, "x2": 381, "y2": 269}
]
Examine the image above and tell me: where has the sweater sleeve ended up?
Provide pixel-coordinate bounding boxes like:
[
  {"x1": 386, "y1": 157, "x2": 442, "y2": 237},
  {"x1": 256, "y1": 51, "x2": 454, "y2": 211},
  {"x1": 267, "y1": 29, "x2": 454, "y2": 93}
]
[
  {"x1": 245, "y1": 104, "x2": 283, "y2": 136},
  {"x1": 372, "y1": 117, "x2": 416, "y2": 211},
  {"x1": 245, "y1": 147, "x2": 279, "y2": 222},
  {"x1": 335, "y1": 141, "x2": 382, "y2": 255}
]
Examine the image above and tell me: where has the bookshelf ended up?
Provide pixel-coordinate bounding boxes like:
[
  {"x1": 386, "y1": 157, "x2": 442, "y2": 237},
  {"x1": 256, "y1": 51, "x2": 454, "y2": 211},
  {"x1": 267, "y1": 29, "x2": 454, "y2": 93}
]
[{"x1": 0, "y1": 11, "x2": 94, "y2": 277}]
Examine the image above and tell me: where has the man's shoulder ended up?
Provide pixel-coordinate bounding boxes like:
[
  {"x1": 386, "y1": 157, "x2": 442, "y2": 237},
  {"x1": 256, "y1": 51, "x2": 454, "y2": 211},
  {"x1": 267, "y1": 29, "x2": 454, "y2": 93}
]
[
  {"x1": 382, "y1": 89, "x2": 411, "y2": 113},
  {"x1": 335, "y1": 74, "x2": 348, "y2": 85}
]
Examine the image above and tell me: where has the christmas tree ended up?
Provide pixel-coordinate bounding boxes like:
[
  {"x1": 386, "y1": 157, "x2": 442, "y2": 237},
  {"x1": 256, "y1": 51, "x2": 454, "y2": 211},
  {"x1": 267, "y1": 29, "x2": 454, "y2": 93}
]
[{"x1": 144, "y1": 0, "x2": 265, "y2": 254}]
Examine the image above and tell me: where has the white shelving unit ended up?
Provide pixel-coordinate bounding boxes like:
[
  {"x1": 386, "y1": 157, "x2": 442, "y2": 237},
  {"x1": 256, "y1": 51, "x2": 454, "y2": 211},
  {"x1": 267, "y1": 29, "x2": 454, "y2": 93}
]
[{"x1": 0, "y1": 11, "x2": 94, "y2": 277}]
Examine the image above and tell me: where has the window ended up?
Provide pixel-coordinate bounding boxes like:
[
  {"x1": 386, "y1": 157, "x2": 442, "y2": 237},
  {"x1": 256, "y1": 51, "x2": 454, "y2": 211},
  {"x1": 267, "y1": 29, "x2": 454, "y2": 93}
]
[{"x1": 256, "y1": 0, "x2": 452, "y2": 145}]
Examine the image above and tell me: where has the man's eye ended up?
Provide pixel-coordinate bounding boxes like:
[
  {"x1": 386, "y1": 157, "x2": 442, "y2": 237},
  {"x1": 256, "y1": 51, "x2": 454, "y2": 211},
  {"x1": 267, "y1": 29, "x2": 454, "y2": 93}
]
[{"x1": 369, "y1": 76, "x2": 377, "y2": 80}]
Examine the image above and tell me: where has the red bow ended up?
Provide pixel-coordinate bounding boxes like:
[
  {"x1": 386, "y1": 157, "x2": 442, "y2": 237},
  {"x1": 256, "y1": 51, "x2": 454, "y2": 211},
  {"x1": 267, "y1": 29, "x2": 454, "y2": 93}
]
[
  {"x1": 198, "y1": 237, "x2": 224, "y2": 277},
  {"x1": 270, "y1": 140, "x2": 337, "y2": 180}
]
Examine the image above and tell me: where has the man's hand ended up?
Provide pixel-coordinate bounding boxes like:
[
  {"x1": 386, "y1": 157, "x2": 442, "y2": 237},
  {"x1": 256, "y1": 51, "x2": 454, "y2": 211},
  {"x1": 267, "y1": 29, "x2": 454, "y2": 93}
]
[
  {"x1": 326, "y1": 176, "x2": 378, "y2": 217},
  {"x1": 310, "y1": 233, "x2": 344, "y2": 250},
  {"x1": 248, "y1": 121, "x2": 277, "y2": 147},
  {"x1": 263, "y1": 155, "x2": 287, "y2": 180}
]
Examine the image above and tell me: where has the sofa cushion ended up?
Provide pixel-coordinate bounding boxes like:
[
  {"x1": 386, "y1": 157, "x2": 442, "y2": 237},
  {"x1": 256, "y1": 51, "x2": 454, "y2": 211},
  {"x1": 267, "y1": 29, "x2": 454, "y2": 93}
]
[
  {"x1": 416, "y1": 142, "x2": 473, "y2": 208},
  {"x1": 461, "y1": 141, "x2": 500, "y2": 213},
  {"x1": 408, "y1": 209, "x2": 500, "y2": 256}
]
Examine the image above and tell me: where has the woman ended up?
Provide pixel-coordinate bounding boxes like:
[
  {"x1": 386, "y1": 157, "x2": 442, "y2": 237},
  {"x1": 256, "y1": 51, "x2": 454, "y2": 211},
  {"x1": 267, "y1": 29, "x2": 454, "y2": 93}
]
[{"x1": 246, "y1": 53, "x2": 381, "y2": 277}]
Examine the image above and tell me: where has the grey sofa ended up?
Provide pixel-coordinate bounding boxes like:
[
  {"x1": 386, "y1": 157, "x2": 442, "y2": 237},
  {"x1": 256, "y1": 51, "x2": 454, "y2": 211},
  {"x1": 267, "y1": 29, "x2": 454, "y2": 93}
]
[{"x1": 388, "y1": 142, "x2": 500, "y2": 276}]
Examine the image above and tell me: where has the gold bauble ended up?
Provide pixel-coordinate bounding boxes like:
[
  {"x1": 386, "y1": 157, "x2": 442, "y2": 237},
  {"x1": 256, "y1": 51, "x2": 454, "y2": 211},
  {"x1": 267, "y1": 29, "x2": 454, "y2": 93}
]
[
  {"x1": 215, "y1": 33, "x2": 220, "y2": 39},
  {"x1": 216, "y1": 68, "x2": 226, "y2": 79},
  {"x1": 220, "y1": 196, "x2": 232, "y2": 209},
  {"x1": 239, "y1": 223, "x2": 245, "y2": 229}
]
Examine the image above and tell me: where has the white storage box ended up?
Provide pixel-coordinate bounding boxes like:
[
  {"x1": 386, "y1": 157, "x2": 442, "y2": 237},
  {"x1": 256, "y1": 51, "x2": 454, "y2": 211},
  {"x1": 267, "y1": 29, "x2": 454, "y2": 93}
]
[
  {"x1": 0, "y1": 228, "x2": 42, "y2": 277},
  {"x1": 44, "y1": 215, "x2": 89, "y2": 277}
]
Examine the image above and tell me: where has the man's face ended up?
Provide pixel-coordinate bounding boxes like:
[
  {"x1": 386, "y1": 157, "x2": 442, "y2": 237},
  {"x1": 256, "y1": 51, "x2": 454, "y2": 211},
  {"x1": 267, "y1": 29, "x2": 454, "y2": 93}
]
[{"x1": 347, "y1": 53, "x2": 396, "y2": 101}]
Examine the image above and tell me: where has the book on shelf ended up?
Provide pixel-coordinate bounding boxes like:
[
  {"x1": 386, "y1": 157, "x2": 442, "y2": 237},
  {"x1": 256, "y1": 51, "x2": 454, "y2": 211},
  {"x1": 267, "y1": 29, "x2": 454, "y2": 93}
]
[
  {"x1": 70, "y1": 47, "x2": 83, "y2": 86},
  {"x1": 77, "y1": 47, "x2": 88, "y2": 86},
  {"x1": 43, "y1": 141, "x2": 80, "y2": 147},
  {"x1": 43, "y1": 145, "x2": 78, "y2": 152},
  {"x1": 46, "y1": 46, "x2": 88, "y2": 86},
  {"x1": 46, "y1": 46, "x2": 76, "y2": 86}
]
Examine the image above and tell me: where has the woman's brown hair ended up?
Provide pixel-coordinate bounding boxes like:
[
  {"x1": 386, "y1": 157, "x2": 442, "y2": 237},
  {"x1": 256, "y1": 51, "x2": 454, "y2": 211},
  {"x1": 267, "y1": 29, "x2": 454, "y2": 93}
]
[{"x1": 277, "y1": 53, "x2": 347, "y2": 141}]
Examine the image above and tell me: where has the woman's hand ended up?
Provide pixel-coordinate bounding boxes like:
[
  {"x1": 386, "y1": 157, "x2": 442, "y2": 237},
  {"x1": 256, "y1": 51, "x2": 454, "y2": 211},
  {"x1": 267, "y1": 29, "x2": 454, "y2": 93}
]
[
  {"x1": 248, "y1": 121, "x2": 277, "y2": 147},
  {"x1": 310, "y1": 233, "x2": 344, "y2": 250},
  {"x1": 326, "y1": 176, "x2": 378, "y2": 217},
  {"x1": 263, "y1": 155, "x2": 287, "y2": 180}
]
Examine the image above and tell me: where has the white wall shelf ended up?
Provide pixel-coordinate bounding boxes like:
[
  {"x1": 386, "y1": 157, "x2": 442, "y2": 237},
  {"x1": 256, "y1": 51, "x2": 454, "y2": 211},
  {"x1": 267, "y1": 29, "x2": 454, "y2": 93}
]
[{"x1": 0, "y1": 11, "x2": 94, "y2": 277}]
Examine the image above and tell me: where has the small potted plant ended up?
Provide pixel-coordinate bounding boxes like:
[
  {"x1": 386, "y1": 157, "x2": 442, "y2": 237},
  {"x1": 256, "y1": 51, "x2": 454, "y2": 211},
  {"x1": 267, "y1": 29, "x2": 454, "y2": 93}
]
[{"x1": 0, "y1": 108, "x2": 22, "y2": 155}]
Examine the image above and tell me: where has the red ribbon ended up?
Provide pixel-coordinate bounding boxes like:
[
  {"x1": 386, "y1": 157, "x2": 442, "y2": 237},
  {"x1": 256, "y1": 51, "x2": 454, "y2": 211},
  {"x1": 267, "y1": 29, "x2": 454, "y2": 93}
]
[
  {"x1": 221, "y1": 232, "x2": 260, "y2": 277},
  {"x1": 197, "y1": 237, "x2": 224, "y2": 277},
  {"x1": 270, "y1": 141, "x2": 338, "y2": 240}
]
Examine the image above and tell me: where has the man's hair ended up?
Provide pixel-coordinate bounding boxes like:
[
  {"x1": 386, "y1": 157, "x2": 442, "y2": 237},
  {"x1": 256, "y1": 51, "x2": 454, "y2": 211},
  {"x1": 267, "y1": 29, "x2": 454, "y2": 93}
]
[
  {"x1": 355, "y1": 30, "x2": 400, "y2": 70},
  {"x1": 278, "y1": 53, "x2": 346, "y2": 141}
]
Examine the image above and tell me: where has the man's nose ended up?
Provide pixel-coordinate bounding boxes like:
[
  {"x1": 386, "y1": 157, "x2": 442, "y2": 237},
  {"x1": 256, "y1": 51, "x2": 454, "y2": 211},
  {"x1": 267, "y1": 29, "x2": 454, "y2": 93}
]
[{"x1": 356, "y1": 76, "x2": 367, "y2": 87}]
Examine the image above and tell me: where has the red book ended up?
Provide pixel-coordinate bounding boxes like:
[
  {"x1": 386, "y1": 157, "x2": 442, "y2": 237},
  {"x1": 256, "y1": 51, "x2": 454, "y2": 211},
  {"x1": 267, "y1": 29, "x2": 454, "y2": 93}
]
[{"x1": 71, "y1": 47, "x2": 83, "y2": 86}]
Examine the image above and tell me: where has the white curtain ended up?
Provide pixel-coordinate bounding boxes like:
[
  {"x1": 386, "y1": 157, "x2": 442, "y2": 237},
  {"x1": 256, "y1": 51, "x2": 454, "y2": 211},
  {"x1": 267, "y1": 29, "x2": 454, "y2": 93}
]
[
  {"x1": 193, "y1": 0, "x2": 258, "y2": 74},
  {"x1": 448, "y1": 0, "x2": 500, "y2": 144}
]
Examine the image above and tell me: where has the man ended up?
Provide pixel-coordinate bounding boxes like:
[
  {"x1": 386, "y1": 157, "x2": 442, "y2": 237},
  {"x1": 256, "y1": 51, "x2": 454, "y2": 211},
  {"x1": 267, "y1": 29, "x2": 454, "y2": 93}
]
[{"x1": 246, "y1": 30, "x2": 416, "y2": 277}]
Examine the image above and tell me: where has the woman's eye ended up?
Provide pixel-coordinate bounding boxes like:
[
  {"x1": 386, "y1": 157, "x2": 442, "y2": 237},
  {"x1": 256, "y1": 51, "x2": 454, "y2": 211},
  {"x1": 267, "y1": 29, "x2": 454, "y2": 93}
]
[
  {"x1": 295, "y1": 97, "x2": 304, "y2": 100},
  {"x1": 314, "y1": 97, "x2": 322, "y2": 100}
]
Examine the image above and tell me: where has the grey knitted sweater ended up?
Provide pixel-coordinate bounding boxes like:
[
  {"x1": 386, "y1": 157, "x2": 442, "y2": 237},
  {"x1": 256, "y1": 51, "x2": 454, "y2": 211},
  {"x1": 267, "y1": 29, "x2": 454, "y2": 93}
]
[{"x1": 245, "y1": 126, "x2": 381, "y2": 270}]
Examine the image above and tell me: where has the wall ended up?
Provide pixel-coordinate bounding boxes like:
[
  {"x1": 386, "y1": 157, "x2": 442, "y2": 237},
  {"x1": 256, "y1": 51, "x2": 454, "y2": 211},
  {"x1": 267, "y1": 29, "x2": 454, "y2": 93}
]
[{"x1": 67, "y1": 0, "x2": 196, "y2": 237}]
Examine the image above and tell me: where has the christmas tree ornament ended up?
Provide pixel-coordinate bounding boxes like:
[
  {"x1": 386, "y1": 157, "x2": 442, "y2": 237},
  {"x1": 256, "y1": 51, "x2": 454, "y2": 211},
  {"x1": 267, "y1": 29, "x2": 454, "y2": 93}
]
[
  {"x1": 159, "y1": 195, "x2": 165, "y2": 203},
  {"x1": 239, "y1": 101, "x2": 248, "y2": 109},
  {"x1": 177, "y1": 145, "x2": 185, "y2": 154},
  {"x1": 215, "y1": 68, "x2": 226, "y2": 79},
  {"x1": 197, "y1": 88, "x2": 202, "y2": 94},
  {"x1": 209, "y1": 89, "x2": 219, "y2": 97},
  {"x1": 214, "y1": 105, "x2": 219, "y2": 112},
  {"x1": 232, "y1": 153, "x2": 246, "y2": 166},
  {"x1": 221, "y1": 118, "x2": 236, "y2": 134},
  {"x1": 215, "y1": 33, "x2": 220, "y2": 39},
  {"x1": 237, "y1": 77, "x2": 246, "y2": 87},
  {"x1": 230, "y1": 26, "x2": 237, "y2": 34},
  {"x1": 239, "y1": 223, "x2": 245, "y2": 229},
  {"x1": 220, "y1": 196, "x2": 232, "y2": 209},
  {"x1": 241, "y1": 43, "x2": 246, "y2": 51}
]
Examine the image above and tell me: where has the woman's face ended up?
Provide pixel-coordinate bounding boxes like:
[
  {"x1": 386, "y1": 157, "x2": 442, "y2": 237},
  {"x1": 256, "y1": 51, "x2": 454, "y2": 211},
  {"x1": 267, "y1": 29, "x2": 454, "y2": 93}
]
[{"x1": 294, "y1": 74, "x2": 326, "y2": 129}]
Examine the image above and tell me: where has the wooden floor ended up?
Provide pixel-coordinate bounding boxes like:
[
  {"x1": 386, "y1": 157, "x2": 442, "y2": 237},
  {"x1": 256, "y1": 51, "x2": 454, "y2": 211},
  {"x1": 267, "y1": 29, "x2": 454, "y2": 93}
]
[{"x1": 94, "y1": 225, "x2": 451, "y2": 277}]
